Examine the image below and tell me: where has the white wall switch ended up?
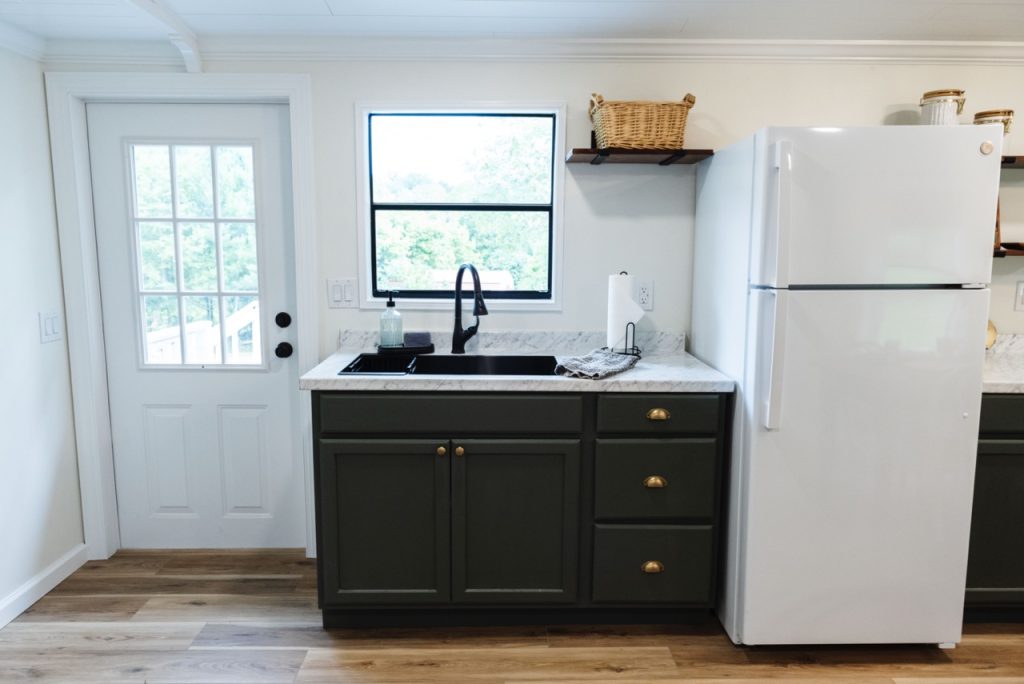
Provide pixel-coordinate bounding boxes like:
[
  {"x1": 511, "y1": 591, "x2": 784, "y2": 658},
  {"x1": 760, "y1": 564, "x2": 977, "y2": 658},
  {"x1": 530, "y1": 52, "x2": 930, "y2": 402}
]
[
  {"x1": 38, "y1": 311, "x2": 62, "y2": 344},
  {"x1": 637, "y1": 279, "x2": 654, "y2": 311},
  {"x1": 1016, "y1": 281, "x2": 1024, "y2": 312},
  {"x1": 327, "y1": 278, "x2": 357, "y2": 309}
]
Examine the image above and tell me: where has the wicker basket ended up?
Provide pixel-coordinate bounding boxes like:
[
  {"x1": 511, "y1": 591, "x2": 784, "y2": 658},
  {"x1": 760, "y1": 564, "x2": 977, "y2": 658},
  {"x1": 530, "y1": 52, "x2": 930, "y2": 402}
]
[{"x1": 589, "y1": 93, "x2": 696, "y2": 149}]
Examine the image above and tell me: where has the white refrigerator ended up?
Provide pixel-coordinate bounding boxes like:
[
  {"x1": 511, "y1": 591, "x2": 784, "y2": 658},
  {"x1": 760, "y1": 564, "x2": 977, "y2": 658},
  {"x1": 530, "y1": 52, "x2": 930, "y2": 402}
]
[{"x1": 690, "y1": 126, "x2": 1003, "y2": 646}]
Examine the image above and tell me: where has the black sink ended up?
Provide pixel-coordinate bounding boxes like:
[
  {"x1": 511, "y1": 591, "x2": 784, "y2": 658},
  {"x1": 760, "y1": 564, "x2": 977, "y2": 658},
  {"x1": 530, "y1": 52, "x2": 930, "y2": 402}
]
[
  {"x1": 410, "y1": 355, "x2": 558, "y2": 376},
  {"x1": 339, "y1": 353, "x2": 415, "y2": 374}
]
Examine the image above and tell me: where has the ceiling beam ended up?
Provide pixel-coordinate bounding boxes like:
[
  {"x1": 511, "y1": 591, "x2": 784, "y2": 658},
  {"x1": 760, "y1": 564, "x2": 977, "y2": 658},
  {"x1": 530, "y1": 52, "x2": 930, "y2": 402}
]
[{"x1": 125, "y1": 0, "x2": 202, "y2": 72}]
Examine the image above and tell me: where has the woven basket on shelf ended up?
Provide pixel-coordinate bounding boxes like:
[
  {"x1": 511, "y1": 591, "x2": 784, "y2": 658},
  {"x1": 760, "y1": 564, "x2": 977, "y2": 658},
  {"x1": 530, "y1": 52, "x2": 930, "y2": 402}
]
[{"x1": 589, "y1": 93, "x2": 696, "y2": 149}]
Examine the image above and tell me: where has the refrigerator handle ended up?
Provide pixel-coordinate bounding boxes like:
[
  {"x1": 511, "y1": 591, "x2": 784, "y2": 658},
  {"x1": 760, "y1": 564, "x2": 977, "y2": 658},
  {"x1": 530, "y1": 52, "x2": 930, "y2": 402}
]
[
  {"x1": 762, "y1": 289, "x2": 788, "y2": 431},
  {"x1": 772, "y1": 140, "x2": 792, "y2": 289}
]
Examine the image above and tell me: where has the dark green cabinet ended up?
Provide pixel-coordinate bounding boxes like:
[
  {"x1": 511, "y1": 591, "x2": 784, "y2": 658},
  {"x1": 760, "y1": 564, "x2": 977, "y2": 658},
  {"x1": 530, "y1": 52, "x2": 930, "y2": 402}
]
[
  {"x1": 318, "y1": 439, "x2": 449, "y2": 605},
  {"x1": 452, "y1": 439, "x2": 579, "y2": 603},
  {"x1": 312, "y1": 390, "x2": 730, "y2": 626},
  {"x1": 966, "y1": 397, "x2": 1024, "y2": 612}
]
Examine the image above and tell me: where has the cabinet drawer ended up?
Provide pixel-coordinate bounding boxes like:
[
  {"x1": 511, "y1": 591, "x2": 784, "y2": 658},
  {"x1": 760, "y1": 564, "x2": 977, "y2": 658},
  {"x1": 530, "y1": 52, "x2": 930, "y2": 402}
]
[
  {"x1": 595, "y1": 439, "x2": 716, "y2": 521},
  {"x1": 318, "y1": 393, "x2": 583, "y2": 435},
  {"x1": 592, "y1": 524, "x2": 713, "y2": 604},
  {"x1": 980, "y1": 395, "x2": 1024, "y2": 435},
  {"x1": 596, "y1": 394, "x2": 721, "y2": 434}
]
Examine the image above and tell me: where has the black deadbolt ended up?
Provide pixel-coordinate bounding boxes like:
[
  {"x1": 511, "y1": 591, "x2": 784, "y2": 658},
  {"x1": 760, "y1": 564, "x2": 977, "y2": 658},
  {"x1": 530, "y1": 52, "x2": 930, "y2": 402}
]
[
  {"x1": 275, "y1": 312, "x2": 292, "y2": 328},
  {"x1": 275, "y1": 342, "x2": 294, "y2": 359}
]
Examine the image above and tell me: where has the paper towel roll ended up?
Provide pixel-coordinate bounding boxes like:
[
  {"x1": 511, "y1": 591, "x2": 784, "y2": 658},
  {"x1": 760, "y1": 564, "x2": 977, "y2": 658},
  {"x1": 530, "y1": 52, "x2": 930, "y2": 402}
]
[{"x1": 606, "y1": 273, "x2": 645, "y2": 352}]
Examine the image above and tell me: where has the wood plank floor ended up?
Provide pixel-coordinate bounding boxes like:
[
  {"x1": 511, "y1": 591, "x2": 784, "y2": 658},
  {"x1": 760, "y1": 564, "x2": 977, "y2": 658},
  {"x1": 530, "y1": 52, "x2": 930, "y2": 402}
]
[{"x1": 2, "y1": 550, "x2": 1023, "y2": 683}]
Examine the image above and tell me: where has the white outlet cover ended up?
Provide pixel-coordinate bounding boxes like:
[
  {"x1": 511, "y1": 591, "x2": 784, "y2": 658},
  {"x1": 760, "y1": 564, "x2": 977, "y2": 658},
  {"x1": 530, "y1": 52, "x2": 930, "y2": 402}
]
[{"x1": 1016, "y1": 281, "x2": 1024, "y2": 312}]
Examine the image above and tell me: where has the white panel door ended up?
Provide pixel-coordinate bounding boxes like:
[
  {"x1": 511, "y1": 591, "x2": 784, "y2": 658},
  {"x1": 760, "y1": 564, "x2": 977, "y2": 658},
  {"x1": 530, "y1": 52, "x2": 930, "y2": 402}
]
[
  {"x1": 738, "y1": 287, "x2": 988, "y2": 645},
  {"x1": 87, "y1": 103, "x2": 305, "y2": 548},
  {"x1": 752, "y1": 126, "x2": 1002, "y2": 287}
]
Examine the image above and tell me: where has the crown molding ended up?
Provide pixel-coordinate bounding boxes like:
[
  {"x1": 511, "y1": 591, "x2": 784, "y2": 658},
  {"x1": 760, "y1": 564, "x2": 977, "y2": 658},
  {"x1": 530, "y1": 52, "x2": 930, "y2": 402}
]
[
  {"x1": 0, "y1": 20, "x2": 45, "y2": 60},
  {"x1": 37, "y1": 36, "x2": 1024, "y2": 67}
]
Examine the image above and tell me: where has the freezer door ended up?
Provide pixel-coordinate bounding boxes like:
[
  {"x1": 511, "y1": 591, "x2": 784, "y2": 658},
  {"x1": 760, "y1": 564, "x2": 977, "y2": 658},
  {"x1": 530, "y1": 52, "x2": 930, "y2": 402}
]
[
  {"x1": 737, "y1": 288, "x2": 988, "y2": 645},
  {"x1": 751, "y1": 126, "x2": 1001, "y2": 287}
]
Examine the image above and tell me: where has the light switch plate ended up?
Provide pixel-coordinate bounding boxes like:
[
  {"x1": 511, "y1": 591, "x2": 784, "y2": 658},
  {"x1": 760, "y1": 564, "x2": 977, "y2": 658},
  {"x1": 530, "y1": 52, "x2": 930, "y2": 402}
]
[
  {"x1": 38, "y1": 311, "x2": 62, "y2": 343},
  {"x1": 1016, "y1": 281, "x2": 1024, "y2": 312},
  {"x1": 327, "y1": 278, "x2": 357, "y2": 309}
]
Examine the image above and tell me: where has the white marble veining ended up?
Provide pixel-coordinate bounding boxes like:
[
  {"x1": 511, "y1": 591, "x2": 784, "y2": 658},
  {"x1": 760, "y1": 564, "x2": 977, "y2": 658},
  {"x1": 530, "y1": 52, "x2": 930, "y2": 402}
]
[
  {"x1": 337, "y1": 329, "x2": 688, "y2": 356},
  {"x1": 984, "y1": 334, "x2": 1024, "y2": 393},
  {"x1": 300, "y1": 347, "x2": 733, "y2": 393}
]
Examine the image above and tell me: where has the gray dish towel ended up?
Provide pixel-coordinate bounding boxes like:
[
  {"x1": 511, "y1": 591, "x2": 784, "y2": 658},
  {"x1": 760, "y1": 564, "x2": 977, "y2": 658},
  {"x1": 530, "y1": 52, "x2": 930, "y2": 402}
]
[{"x1": 555, "y1": 348, "x2": 640, "y2": 379}]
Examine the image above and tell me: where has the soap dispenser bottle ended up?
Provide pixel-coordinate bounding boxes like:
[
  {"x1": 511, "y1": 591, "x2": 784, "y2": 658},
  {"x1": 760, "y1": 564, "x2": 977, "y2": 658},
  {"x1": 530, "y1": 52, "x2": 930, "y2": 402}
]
[{"x1": 379, "y1": 291, "x2": 403, "y2": 348}]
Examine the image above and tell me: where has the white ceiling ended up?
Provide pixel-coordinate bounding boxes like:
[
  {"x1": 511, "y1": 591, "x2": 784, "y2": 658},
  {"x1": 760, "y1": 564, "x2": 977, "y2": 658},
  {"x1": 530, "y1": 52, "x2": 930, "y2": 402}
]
[{"x1": 2, "y1": 0, "x2": 1024, "y2": 42}]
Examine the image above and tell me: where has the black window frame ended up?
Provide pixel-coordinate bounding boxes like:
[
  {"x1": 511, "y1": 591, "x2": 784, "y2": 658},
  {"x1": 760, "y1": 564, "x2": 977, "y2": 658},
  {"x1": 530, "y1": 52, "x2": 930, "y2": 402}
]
[{"x1": 367, "y1": 111, "x2": 556, "y2": 301}]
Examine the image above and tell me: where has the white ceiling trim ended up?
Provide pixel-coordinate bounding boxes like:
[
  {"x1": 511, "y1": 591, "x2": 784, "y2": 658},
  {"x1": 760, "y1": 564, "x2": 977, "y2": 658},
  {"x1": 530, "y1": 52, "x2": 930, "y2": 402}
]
[
  {"x1": 0, "y1": 20, "x2": 45, "y2": 60},
  {"x1": 39, "y1": 37, "x2": 1024, "y2": 67}
]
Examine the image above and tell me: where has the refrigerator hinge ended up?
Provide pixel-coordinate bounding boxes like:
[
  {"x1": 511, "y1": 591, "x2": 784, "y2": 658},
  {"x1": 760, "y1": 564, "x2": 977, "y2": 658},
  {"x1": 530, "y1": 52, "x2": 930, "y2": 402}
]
[{"x1": 962, "y1": 283, "x2": 987, "y2": 289}]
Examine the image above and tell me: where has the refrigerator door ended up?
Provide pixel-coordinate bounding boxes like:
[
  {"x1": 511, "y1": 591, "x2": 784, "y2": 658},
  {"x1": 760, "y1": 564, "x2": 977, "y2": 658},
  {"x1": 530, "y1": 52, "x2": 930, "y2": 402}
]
[
  {"x1": 751, "y1": 126, "x2": 1001, "y2": 288},
  {"x1": 736, "y1": 287, "x2": 988, "y2": 645}
]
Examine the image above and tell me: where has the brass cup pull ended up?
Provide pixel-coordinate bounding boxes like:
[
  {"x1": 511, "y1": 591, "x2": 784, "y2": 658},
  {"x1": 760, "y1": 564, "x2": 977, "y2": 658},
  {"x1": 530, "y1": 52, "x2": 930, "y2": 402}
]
[
  {"x1": 646, "y1": 407, "x2": 671, "y2": 421},
  {"x1": 436, "y1": 446, "x2": 447, "y2": 457},
  {"x1": 455, "y1": 446, "x2": 465, "y2": 457},
  {"x1": 643, "y1": 475, "x2": 667, "y2": 489},
  {"x1": 642, "y1": 560, "x2": 664, "y2": 574}
]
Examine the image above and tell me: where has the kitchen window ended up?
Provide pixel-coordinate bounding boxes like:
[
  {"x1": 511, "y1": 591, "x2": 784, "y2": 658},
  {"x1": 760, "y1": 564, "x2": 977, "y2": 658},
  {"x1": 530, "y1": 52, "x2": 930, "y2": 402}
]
[{"x1": 365, "y1": 110, "x2": 560, "y2": 302}]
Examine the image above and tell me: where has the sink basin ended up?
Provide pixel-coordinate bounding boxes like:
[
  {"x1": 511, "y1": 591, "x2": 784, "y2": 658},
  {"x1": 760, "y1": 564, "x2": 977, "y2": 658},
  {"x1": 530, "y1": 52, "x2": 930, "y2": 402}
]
[
  {"x1": 411, "y1": 355, "x2": 558, "y2": 376},
  {"x1": 339, "y1": 353, "x2": 559, "y2": 376}
]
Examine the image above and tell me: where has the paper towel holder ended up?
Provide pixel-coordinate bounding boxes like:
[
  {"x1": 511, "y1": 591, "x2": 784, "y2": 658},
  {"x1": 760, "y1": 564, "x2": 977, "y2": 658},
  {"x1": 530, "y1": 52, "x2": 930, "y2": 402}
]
[{"x1": 610, "y1": 321, "x2": 641, "y2": 358}]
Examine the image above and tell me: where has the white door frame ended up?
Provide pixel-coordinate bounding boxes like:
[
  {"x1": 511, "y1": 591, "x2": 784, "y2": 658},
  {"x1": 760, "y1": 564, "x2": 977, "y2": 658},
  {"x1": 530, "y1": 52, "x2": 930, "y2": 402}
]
[{"x1": 45, "y1": 72, "x2": 319, "y2": 559}]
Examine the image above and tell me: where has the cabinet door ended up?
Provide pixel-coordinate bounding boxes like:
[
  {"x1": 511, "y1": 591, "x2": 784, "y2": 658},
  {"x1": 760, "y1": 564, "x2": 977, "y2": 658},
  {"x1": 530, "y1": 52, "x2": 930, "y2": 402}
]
[
  {"x1": 452, "y1": 439, "x2": 580, "y2": 603},
  {"x1": 319, "y1": 439, "x2": 449, "y2": 605},
  {"x1": 966, "y1": 439, "x2": 1024, "y2": 606}
]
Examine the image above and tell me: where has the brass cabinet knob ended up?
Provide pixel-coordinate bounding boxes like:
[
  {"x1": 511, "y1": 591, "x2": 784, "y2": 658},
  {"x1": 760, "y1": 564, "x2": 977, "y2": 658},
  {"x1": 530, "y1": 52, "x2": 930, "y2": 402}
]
[
  {"x1": 642, "y1": 560, "x2": 664, "y2": 574},
  {"x1": 455, "y1": 446, "x2": 465, "y2": 457},
  {"x1": 646, "y1": 407, "x2": 671, "y2": 421},
  {"x1": 436, "y1": 446, "x2": 447, "y2": 457},
  {"x1": 643, "y1": 475, "x2": 668, "y2": 489}
]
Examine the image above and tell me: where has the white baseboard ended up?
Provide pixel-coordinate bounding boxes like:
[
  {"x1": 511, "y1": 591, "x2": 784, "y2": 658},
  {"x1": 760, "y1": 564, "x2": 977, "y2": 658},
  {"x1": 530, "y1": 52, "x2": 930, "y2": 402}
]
[{"x1": 0, "y1": 543, "x2": 88, "y2": 628}]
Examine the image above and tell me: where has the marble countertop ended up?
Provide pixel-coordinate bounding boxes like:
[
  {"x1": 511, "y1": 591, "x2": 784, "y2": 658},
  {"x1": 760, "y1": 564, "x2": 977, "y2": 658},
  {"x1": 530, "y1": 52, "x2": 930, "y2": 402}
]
[
  {"x1": 984, "y1": 335, "x2": 1024, "y2": 394},
  {"x1": 300, "y1": 331, "x2": 734, "y2": 393}
]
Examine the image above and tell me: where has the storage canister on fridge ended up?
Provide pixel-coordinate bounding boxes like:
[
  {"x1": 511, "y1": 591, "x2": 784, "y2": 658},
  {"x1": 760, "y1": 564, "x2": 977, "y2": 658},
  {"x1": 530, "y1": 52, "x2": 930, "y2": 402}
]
[
  {"x1": 919, "y1": 89, "x2": 965, "y2": 125},
  {"x1": 973, "y1": 109, "x2": 1014, "y2": 136}
]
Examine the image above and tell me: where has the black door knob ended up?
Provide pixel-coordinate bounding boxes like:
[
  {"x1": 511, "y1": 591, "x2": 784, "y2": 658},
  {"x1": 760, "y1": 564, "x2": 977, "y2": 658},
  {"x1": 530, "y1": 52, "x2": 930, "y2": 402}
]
[
  {"x1": 275, "y1": 342, "x2": 294, "y2": 358},
  {"x1": 275, "y1": 312, "x2": 292, "y2": 328}
]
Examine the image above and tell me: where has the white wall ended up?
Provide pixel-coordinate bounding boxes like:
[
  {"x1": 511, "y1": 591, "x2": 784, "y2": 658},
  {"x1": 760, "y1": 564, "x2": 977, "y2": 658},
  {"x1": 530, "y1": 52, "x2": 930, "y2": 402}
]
[
  {"x1": 46, "y1": 55, "x2": 1024, "y2": 351},
  {"x1": 0, "y1": 47, "x2": 85, "y2": 625}
]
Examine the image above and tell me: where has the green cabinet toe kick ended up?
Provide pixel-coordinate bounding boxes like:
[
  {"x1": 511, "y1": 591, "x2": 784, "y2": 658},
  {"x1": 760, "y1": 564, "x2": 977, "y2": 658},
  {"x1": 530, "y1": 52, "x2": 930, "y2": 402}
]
[{"x1": 312, "y1": 390, "x2": 732, "y2": 628}]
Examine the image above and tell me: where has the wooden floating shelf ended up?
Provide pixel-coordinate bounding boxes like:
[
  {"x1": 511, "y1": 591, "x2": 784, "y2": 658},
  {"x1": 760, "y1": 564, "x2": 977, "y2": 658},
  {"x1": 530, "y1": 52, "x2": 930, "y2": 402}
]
[
  {"x1": 566, "y1": 148, "x2": 714, "y2": 166},
  {"x1": 1003, "y1": 156, "x2": 1024, "y2": 169}
]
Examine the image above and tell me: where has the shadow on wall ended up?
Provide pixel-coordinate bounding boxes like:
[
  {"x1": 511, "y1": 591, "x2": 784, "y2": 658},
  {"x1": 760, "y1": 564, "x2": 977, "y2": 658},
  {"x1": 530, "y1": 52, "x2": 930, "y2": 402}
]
[
  {"x1": 883, "y1": 106, "x2": 922, "y2": 125},
  {"x1": 567, "y1": 164, "x2": 695, "y2": 219}
]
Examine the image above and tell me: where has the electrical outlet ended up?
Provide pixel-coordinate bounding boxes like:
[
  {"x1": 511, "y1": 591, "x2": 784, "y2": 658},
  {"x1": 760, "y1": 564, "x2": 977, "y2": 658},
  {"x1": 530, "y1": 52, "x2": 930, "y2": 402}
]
[
  {"x1": 327, "y1": 278, "x2": 358, "y2": 309},
  {"x1": 1016, "y1": 281, "x2": 1024, "y2": 312},
  {"x1": 638, "y1": 280, "x2": 654, "y2": 311}
]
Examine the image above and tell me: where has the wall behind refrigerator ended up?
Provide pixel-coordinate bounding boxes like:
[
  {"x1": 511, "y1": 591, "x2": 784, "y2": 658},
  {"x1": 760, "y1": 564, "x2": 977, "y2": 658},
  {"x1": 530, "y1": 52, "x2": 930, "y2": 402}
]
[{"x1": 49, "y1": 56, "x2": 1024, "y2": 355}]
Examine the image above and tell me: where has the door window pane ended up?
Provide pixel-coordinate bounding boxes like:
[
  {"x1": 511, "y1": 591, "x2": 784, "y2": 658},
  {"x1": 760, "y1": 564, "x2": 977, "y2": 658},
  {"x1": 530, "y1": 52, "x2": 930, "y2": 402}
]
[
  {"x1": 142, "y1": 296, "x2": 182, "y2": 364},
  {"x1": 216, "y1": 146, "x2": 255, "y2": 219},
  {"x1": 221, "y1": 223, "x2": 259, "y2": 292},
  {"x1": 180, "y1": 223, "x2": 217, "y2": 291},
  {"x1": 138, "y1": 222, "x2": 177, "y2": 291},
  {"x1": 174, "y1": 146, "x2": 214, "y2": 218},
  {"x1": 223, "y1": 296, "x2": 261, "y2": 365},
  {"x1": 183, "y1": 296, "x2": 220, "y2": 364},
  {"x1": 132, "y1": 145, "x2": 172, "y2": 218},
  {"x1": 130, "y1": 143, "x2": 263, "y2": 367}
]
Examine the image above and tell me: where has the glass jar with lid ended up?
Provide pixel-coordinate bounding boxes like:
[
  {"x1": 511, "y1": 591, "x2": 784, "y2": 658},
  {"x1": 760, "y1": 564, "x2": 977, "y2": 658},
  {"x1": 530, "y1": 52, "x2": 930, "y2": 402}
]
[{"x1": 919, "y1": 89, "x2": 965, "y2": 125}]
